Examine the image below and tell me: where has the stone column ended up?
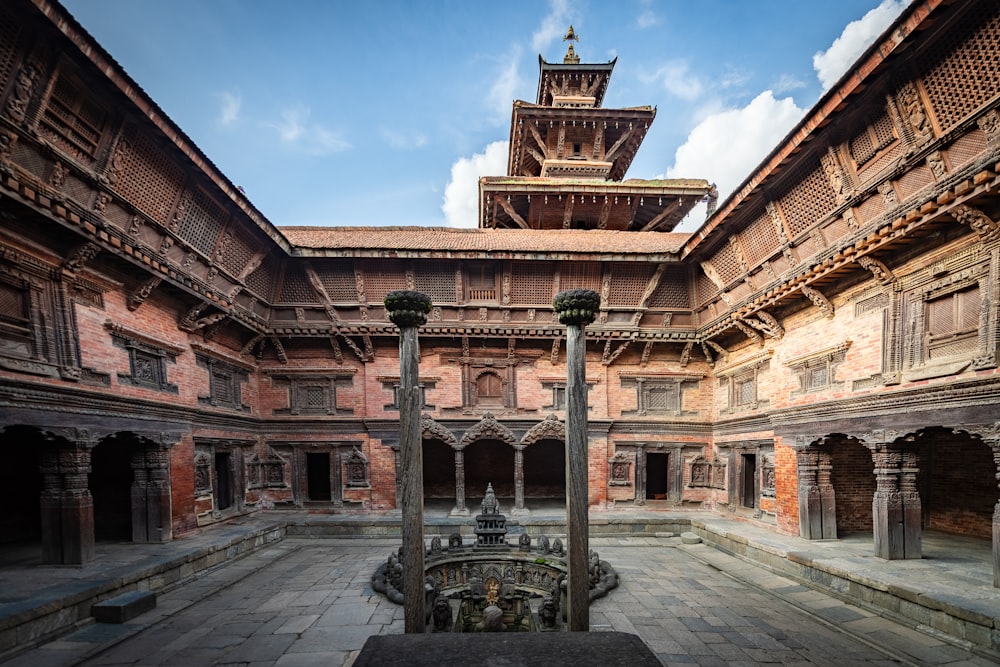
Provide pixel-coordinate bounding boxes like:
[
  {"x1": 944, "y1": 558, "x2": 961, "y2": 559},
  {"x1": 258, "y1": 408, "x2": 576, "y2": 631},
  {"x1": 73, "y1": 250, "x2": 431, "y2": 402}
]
[
  {"x1": 899, "y1": 449, "x2": 921, "y2": 559},
  {"x1": 553, "y1": 288, "x2": 600, "y2": 632},
  {"x1": 512, "y1": 445, "x2": 528, "y2": 515},
  {"x1": 870, "y1": 444, "x2": 921, "y2": 560},
  {"x1": 385, "y1": 290, "x2": 432, "y2": 633},
  {"x1": 451, "y1": 447, "x2": 469, "y2": 517},
  {"x1": 816, "y1": 450, "x2": 837, "y2": 540},
  {"x1": 795, "y1": 449, "x2": 821, "y2": 539},
  {"x1": 131, "y1": 449, "x2": 150, "y2": 543}
]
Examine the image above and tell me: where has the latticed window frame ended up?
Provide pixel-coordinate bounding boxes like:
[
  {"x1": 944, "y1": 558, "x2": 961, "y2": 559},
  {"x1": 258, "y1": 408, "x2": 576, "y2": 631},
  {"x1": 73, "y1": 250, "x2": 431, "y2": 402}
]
[
  {"x1": 0, "y1": 276, "x2": 34, "y2": 359},
  {"x1": 290, "y1": 378, "x2": 337, "y2": 415},
  {"x1": 922, "y1": 281, "x2": 984, "y2": 364},
  {"x1": 196, "y1": 354, "x2": 249, "y2": 411},
  {"x1": 38, "y1": 63, "x2": 111, "y2": 166},
  {"x1": 637, "y1": 381, "x2": 681, "y2": 416},
  {"x1": 111, "y1": 334, "x2": 178, "y2": 394}
]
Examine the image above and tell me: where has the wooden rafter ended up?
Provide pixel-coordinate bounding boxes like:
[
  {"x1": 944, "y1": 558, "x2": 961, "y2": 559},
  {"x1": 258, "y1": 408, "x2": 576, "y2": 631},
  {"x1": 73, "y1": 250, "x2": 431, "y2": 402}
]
[
  {"x1": 604, "y1": 128, "x2": 634, "y2": 163},
  {"x1": 494, "y1": 195, "x2": 530, "y2": 229}
]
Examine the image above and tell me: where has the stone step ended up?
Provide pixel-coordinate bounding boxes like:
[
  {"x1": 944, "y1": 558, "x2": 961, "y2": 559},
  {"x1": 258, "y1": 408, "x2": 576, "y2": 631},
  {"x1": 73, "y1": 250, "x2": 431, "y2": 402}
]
[{"x1": 91, "y1": 591, "x2": 156, "y2": 624}]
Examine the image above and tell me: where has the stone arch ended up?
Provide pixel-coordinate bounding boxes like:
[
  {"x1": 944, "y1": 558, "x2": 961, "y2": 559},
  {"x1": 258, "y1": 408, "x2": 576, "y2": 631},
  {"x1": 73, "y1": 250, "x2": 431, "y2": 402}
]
[
  {"x1": 521, "y1": 415, "x2": 566, "y2": 503},
  {"x1": 794, "y1": 433, "x2": 871, "y2": 540},
  {"x1": 901, "y1": 426, "x2": 995, "y2": 540},
  {"x1": 460, "y1": 413, "x2": 517, "y2": 501}
]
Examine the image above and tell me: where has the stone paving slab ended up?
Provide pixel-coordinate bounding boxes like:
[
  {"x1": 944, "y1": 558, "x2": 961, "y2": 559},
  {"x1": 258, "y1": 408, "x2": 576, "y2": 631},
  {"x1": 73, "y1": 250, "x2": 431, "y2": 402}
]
[{"x1": 5, "y1": 536, "x2": 998, "y2": 667}]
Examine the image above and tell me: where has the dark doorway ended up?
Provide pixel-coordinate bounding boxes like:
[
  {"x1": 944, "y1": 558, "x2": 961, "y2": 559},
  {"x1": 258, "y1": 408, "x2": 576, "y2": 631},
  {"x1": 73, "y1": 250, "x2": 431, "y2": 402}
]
[
  {"x1": 741, "y1": 453, "x2": 757, "y2": 509},
  {"x1": 646, "y1": 452, "x2": 669, "y2": 500},
  {"x1": 91, "y1": 436, "x2": 133, "y2": 541},
  {"x1": 465, "y1": 440, "x2": 514, "y2": 500},
  {"x1": 423, "y1": 439, "x2": 456, "y2": 500},
  {"x1": 523, "y1": 439, "x2": 565, "y2": 499},
  {"x1": 215, "y1": 452, "x2": 233, "y2": 510},
  {"x1": 0, "y1": 427, "x2": 43, "y2": 546},
  {"x1": 306, "y1": 452, "x2": 331, "y2": 501}
]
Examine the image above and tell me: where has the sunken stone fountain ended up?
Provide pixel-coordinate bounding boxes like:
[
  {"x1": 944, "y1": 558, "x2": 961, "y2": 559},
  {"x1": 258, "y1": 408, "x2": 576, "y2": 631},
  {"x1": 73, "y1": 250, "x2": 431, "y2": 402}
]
[{"x1": 371, "y1": 484, "x2": 618, "y2": 632}]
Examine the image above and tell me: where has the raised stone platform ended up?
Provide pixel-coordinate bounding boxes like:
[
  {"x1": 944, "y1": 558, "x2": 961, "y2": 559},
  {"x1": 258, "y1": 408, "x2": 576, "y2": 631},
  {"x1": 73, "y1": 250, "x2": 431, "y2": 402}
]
[{"x1": 353, "y1": 631, "x2": 661, "y2": 667}]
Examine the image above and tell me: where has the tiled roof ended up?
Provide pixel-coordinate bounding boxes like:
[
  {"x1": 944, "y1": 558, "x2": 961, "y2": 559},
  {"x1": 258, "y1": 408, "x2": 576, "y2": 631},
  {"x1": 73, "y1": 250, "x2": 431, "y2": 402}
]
[{"x1": 280, "y1": 226, "x2": 689, "y2": 256}]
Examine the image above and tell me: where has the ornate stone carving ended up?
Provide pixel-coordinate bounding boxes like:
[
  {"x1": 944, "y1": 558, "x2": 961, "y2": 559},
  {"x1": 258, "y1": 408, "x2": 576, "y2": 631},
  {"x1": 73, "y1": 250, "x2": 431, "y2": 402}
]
[
  {"x1": 521, "y1": 414, "x2": 564, "y2": 446},
  {"x1": 977, "y1": 109, "x2": 1000, "y2": 145},
  {"x1": 857, "y1": 255, "x2": 895, "y2": 284},
  {"x1": 952, "y1": 205, "x2": 1000, "y2": 244},
  {"x1": 460, "y1": 413, "x2": 518, "y2": 448},
  {"x1": 5, "y1": 61, "x2": 40, "y2": 124},
  {"x1": 63, "y1": 243, "x2": 101, "y2": 273},
  {"x1": 801, "y1": 285, "x2": 834, "y2": 318},
  {"x1": 821, "y1": 148, "x2": 850, "y2": 204},
  {"x1": 877, "y1": 181, "x2": 897, "y2": 207},
  {"x1": 127, "y1": 276, "x2": 161, "y2": 311},
  {"x1": 896, "y1": 81, "x2": 933, "y2": 149}
]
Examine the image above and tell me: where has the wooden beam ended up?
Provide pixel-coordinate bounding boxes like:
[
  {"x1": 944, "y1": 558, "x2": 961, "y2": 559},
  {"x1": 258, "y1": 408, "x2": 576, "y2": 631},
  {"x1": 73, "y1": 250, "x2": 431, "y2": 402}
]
[{"x1": 494, "y1": 195, "x2": 530, "y2": 229}]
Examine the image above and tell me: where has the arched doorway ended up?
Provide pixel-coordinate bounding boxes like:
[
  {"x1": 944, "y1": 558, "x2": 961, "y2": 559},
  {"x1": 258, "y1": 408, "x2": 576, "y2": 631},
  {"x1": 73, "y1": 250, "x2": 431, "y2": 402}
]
[
  {"x1": 913, "y1": 427, "x2": 994, "y2": 539},
  {"x1": 523, "y1": 438, "x2": 565, "y2": 504},
  {"x1": 423, "y1": 438, "x2": 456, "y2": 510},
  {"x1": 464, "y1": 439, "x2": 515, "y2": 504}
]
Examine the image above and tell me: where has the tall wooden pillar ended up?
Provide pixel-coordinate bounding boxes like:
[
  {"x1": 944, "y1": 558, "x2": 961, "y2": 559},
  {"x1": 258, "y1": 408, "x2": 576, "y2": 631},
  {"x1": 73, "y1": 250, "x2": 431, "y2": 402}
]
[
  {"x1": 816, "y1": 450, "x2": 838, "y2": 540},
  {"x1": 386, "y1": 290, "x2": 432, "y2": 633},
  {"x1": 871, "y1": 445, "x2": 920, "y2": 560},
  {"x1": 553, "y1": 288, "x2": 600, "y2": 632},
  {"x1": 40, "y1": 439, "x2": 95, "y2": 565},
  {"x1": 988, "y1": 439, "x2": 1000, "y2": 588},
  {"x1": 132, "y1": 443, "x2": 173, "y2": 543}
]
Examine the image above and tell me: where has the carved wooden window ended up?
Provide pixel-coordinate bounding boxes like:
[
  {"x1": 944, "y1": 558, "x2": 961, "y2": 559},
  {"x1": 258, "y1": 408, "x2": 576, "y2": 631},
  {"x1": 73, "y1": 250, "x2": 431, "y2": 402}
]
[
  {"x1": 112, "y1": 333, "x2": 178, "y2": 393},
  {"x1": 196, "y1": 355, "x2": 248, "y2": 411},
  {"x1": 381, "y1": 376, "x2": 434, "y2": 411},
  {"x1": 466, "y1": 263, "x2": 496, "y2": 301},
  {"x1": 925, "y1": 285, "x2": 981, "y2": 361},
  {"x1": 719, "y1": 355, "x2": 770, "y2": 414},
  {"x1": 40, "y1": 69, "x2": 108, "y2": 164},
  {"x1": 849, "y1": 110, "x2": 897, "y2": 169},
  {"x1": 734, "y1": 373, "x2": 756, "y2": 406},
  {"x1": 552, "y1": 384, "x2": 566, "y2": 410},
  {"x1": 0, "y1": 279, "x2": 32, "y2": 358},
  {"x1": 475, "y1": 371, "x2": 504, "y2": 406},
  {"x1": 290, "y1": 381, "x2": 335, "y2": 415},
  {"x1": 787, "y1": 343, "x2": 850, "y2": 394}
]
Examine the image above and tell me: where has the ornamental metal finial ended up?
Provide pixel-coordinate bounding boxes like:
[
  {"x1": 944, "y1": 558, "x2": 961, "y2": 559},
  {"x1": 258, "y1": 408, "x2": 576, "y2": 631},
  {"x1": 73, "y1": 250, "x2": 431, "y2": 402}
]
[{"x1": 563, "y1": 25, "x2": 580, "y2": 64}]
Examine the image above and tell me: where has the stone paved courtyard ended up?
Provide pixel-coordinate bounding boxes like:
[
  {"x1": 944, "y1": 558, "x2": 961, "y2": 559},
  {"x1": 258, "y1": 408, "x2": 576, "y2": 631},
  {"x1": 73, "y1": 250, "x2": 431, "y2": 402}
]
[{"x1": 6, "y1": 536, "x2": 996, "y2": 667}]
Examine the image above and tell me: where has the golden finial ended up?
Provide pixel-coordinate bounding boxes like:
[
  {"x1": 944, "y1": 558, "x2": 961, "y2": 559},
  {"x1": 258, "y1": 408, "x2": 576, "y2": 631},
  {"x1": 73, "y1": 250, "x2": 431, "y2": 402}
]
[{"x1": 563, "y1": 25, "x2": 580, "y2": 64}]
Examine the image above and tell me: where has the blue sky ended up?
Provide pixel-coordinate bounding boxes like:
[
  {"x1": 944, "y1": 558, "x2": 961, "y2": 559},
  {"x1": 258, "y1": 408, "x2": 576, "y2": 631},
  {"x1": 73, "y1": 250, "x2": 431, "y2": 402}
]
[{"x1": 61, "y1": 0, "x2": 906, "y2": 232}]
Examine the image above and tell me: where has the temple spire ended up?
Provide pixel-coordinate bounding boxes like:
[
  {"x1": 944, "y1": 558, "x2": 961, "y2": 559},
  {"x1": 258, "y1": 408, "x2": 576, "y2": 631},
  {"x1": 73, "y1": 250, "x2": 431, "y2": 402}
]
[{"x1": 563, "y1": 25, "x2": 580, "y2": 64}]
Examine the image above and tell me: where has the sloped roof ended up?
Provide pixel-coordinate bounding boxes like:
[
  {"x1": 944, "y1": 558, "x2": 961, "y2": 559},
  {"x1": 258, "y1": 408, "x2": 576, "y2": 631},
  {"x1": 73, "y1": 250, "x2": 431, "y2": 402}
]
[{"x1": 281, "y1": 226, "x2": 688, "y2": 257}]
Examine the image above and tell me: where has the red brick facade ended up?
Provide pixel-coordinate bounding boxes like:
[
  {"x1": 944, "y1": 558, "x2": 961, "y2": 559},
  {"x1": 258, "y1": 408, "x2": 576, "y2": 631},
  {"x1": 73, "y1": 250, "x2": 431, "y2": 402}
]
[{"x1": 0, "y1": 0, "x2": 999, "y2": 585}]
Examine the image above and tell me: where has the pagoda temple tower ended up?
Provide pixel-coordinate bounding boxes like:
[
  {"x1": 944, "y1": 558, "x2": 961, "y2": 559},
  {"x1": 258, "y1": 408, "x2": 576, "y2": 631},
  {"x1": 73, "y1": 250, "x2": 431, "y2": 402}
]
[{"x1": 480, "y1": 27, "x2": 715, "y2": 232}]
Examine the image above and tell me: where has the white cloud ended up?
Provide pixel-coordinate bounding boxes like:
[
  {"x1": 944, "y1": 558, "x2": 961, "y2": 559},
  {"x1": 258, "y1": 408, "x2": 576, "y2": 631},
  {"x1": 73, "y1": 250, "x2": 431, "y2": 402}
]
[
  {"x1": 662, "y1": 91, "x2": 804, "y2": 231},
  {"x1": 813, "y1": 0, "x2": 906, "y2": 90},
  {"x1": 771, "y1": 74, "x2": 807, "y2": 94},
  {"x1": 219, "y1": 91, "x2": 241, "y2": 126},
  {"x1": 532, "y1": 0, "x2": 571, "y2": 53},
  {"x1": 381, "y1": 128, "x2": 428, "y2": 150},
  {"x1": 442, "y1": 141, "x2": 509, "y2": 228},
  {"x1": 639, "y1": 61, "x2": 703, "y2": 101},
  {"x1": 637, "y1": 10, "x2": 659, "y2": 29},
  {"x1": 267, "y1": 107, "x2": 350, "y2": 156},
  {"x1": 487, "y1": 47, "x2": 523, "y2": 124}
]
